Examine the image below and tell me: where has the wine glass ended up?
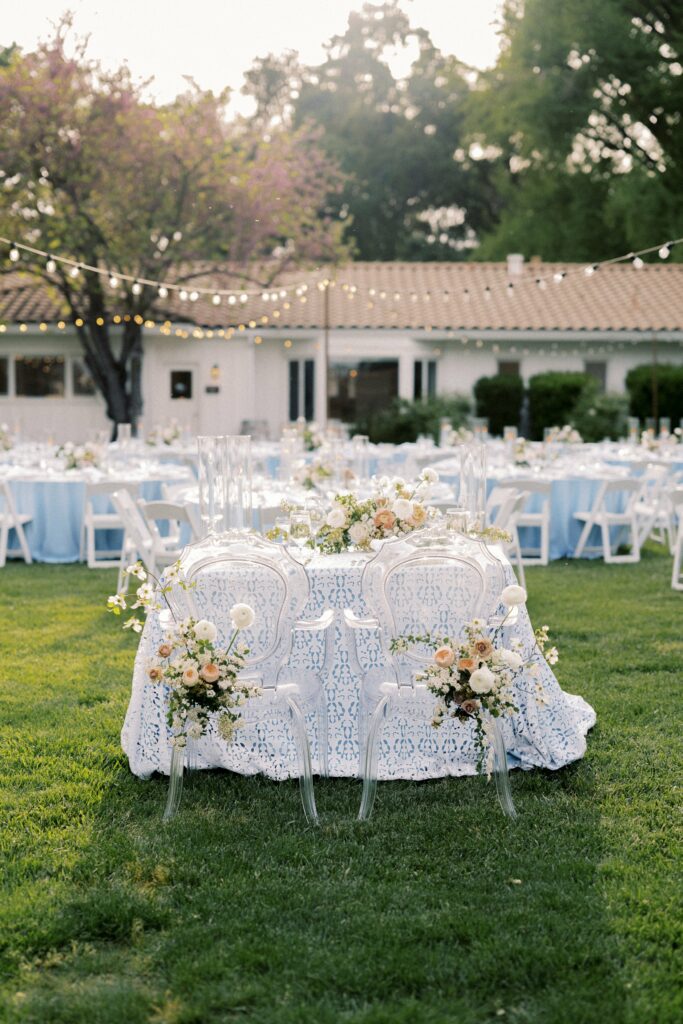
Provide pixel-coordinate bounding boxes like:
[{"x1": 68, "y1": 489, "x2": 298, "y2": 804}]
[
  {"x1": 305, "y1": 499, "x2": 325, "y2": 545},
  {"x1": 289, "y1": 510, "x2": 312, "y2": 563}
]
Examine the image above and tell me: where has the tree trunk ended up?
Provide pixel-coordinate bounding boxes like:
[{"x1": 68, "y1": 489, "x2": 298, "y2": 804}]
[{"x1": 76, "y1": 316, "x2": 144, "y2": 441}]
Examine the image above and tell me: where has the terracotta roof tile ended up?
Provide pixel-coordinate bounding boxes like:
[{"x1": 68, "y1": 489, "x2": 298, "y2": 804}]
[{"x1": 2, "y1": 261, "x2": 682, "y2": 332}]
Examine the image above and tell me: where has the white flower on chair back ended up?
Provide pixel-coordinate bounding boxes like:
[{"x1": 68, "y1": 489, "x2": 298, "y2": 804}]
[
  {"x1": 230, "y1": 603, "x2": 255, "y2": 630},
  {"x1": 194, "y1": 619, "x2": 218, "y2": 642},
  {"x1": 501, "y1": 584, "x2": 527, "y2": 606}
]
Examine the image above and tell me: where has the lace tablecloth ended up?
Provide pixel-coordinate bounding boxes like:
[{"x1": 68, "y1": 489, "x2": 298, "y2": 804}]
[{"x1": 121, "y1": 551, "x2": 595, "y2": 781}]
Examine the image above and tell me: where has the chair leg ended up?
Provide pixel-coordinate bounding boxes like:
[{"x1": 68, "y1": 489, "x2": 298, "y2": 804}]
[
  {"x1": 358, "y1": 696, "x2": 390, "y2": 822},
  {"x1": 286, "y1": 697, "x2": 319, "y2": 825},
  {"x1": 316, "y1": 691, "x2": 329, "y2": 778},
  {"x1": 574, "y1": 517, "x2": 594, "y2": 558},
  {"x1": 163, "y1": 742, "x2": 187, "y2": 820},
  {"x1": 0, "y1": 523, "x2": 8, "y2": 568},
  {"x1": 15, "y1": 521, "x2": 32, "y2": 564},
  {"x1": 488, "y1": 719, "x2": 516, "y2": 819}
]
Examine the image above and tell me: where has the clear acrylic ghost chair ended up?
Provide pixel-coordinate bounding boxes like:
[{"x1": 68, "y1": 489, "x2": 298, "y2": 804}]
[
  {"x1": 344, "y1": 527, "x2": 516, "y2": 822},
  {"x1": 162, "y1": 533, "x2": 334, "y2": 823},
  {"x1": 573, "y1": 478, "x2": 641, "y2": 562},
  {"x1": 669, "y1": 489, "x2": 683, "y2": 591},
  {"x1": 0, "y1": 480, "x2": 32, "y2": 567}
]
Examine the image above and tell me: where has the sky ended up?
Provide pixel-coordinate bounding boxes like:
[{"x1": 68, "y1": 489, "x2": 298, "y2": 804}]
[{"x1": 1, "y1": 0, "x2": 504, "y2": 113}]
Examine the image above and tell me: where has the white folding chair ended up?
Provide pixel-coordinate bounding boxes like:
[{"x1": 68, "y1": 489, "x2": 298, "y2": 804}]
[
  {"x1": 669, "y1": 489, "x2": 683, "y2": 591},
  {"x1": 573, "y1": 478, "x2": 641, "y2": 563},
  {"x1": 0, "y1": 480, "x2": 33, "y2": 567},
  {"x1": 111, "y1": 489, "x2": 180, "y2": 591},
  {"x1": 512, "y1": 479, "x2": 552, "y2": 566},
  {"x1": 633, "y1": 465, "x2": 673, "y2": 549},
  {"x1": 80, "y1": 481, "x2": 138, "y2": 569},
  {"x1": 487, "y1": 485, "x2": 528, "y2": 587},
  {"x1": 138, "y1": 499, "x2": 198, "y2": 556}
]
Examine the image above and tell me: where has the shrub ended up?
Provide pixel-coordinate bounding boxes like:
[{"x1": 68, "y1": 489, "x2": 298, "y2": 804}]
[
  {"x1": 625, "y1": 363, "x2": 683, "y2": 425},
  {"x1": 528, "y1": 371, "x2": 597, "y2": 440},
  {"x1": 473, "y1": 374, "x2": 524, "y2": 437},
  {"x1": 353, "y1": 394, "x2": 471, "y2": 445},
  {"x1": 571, "y1": 392, "x2": 629, "y2": 441}
]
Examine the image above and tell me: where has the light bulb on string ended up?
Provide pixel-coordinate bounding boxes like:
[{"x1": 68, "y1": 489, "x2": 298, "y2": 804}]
[
  {"x1": 69, "y1": 264, "x2": 80, "y2": 278},
  {"x1": 506, "y1": 283, "x2": 514, "y2": 297},
  {"x1": 189, "y1": 291, "x2": 199, "y2": 302},
  {"x1": 239, "y1": 293, "x2": 248, "y2": 304},
  {"x1": 158, "y1": 286, "x2": 168, "y2": 299},
  {"x1": 109, "y1": 275, "x2": 119, "y2": 288},
  {"x1": 212, "y1": 294, "x2": 221, "y2": 305},
  {"x1": 179, "y1": 289, "x2": 188, "y2": 301},
  {"x1": 584, "y1": 264, "x2": 597, "y2": 276},
  {"x1": 535, "y1": 278, "x2": 547, "y2": 290},
  {"x1": 659, "y1": 243, "x2": 671, "y2": 259},
  {"x1": 632, "y1": 255, "x2": 644, "y2": 269},
  {"x1": 553, "y1": 271, "x2": 565, "y2": 284},
  {"x1": 132, "y1": 281, "x2": 143, "y2": 296},
  {"x1": 228, "y1": 295, "x2": 236, "y2": 305},
  {"x1": 46, "y1": 258, "x2": 57, "y2": 274},
  {"x1": 8, "y1": 246, "x2": 19, "y2": 262}
]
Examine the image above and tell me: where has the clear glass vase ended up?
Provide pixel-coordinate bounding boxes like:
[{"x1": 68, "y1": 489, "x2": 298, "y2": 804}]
[
  {"x1": 222, "y1": 435, "x2": 253, "y2": 531},
  {"x1": 458, "y1": 442, "x2": 487, "y2": 532},
  {"x1": 197, "y1": 435, "x2": 227, "y2": 538}
]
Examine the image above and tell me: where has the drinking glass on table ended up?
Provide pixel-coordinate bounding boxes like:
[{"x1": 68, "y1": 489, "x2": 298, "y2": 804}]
[
  {"x1": 305, "y1": 499, "x2": 325, "y2": 545},
  {"x1": 289, "y1": 510, "x2": 312, "y2": 562}
]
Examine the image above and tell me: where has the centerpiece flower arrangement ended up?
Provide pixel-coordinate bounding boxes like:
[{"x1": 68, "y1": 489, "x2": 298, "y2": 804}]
[
  {"x1": 546, "y1": 425, "x2": 583, "y2": 444},
  {"x1": 314, "y1": 469, "x2": 439, "y2": 554},
  {"x1": 107, "y1": 561, "x2": 259, "y2": 747},
  {"x1": 389, "y1": 584, "x2": 557, "y2": 772},
  {"x1": 0, "y1": 423, "x2": 13, "y2": 451},
  {"x1": 513, "y1": 438, "x2": 531, "y2": 466},
  {"x1": 303, "y1": 421, "x2": 323, "y2": 451},
  {"x1": 146, "y1": 420, "x2": 181, "y2": 446},
  {"x1": 293, "y1": 456, "x2": 333, "y2": 491},
  {"x1": 56, "y1": 441, "x2": 100, "y2": 470}
]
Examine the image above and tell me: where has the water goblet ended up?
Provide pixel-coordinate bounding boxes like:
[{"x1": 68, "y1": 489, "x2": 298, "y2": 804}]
[{"x1": 289, "y1": 510, "x2": 312, "y2": 563}]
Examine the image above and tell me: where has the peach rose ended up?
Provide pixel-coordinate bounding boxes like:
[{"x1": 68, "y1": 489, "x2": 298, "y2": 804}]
[
  {"x1": 434, "y1": 646, "x2": 456, "y2": 668},
  {"x1": 147, "y1": 665, "x2": 163, "y2": 682},
  {"x1": 200, "y1": 663, "x2": 220, "y2": 684},
  {"x1": 182, "y1": 666, "x2": 200, "y2": 686},
  {"x1": 472, "y1": 638, "x2": 494, "y2": 660},
  {"x1": 374, "y1": 508, "x2": 397, "y2": 531},
  {"x1": 457, "y1": 656, "x2": 478, "y2": 673},
  {"x1": 460, "y1": 698, "x2": 480, "y2": 715},
  {"x1": 158, "y1": 642, "x2": 173, "y2": 658}
]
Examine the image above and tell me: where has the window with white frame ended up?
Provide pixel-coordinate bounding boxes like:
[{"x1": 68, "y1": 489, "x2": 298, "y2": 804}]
[
  {"x1": 413, "y1": 359, "x2": 437, "y2": 399},
  {"x1": 15, "y1": 355, "x2": 65, "y2": 397},
  {"x1": 584, "y1": 360, "x2": 607, "y2": 392}
]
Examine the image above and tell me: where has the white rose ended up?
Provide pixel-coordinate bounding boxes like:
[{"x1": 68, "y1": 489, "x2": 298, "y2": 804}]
[
  {"x1": 186, "y1": 721, "x2": 203, "y2": 740},
  {"x1": 500, "y1": 649, "x2": 523, "y2": 670},
  {"x1": 421, "y1": 467, "x2": 439, "y2": 484},
  {"x1": 326, "y1": 506, "x2": 347, "y2": 529},
  {"x1": 392, "y1": 498, "x2": 414, "y2": 520},
  {"x1": 193, "y1": 619, "x2": 218, "y2": 642},
  {"x1": 348, "y1": 521, "x2": 369, "y2": 545},
  {"x1": 230, "y1": 603, "x2": 255, "y2": 630},
  {"x1": 501, "y1": 584, "x2": 527, "y2": 606},
  {"x1": 391, "y1": 477, "x2": 406, "y2": 489},
  {"x1": 469, "y1": 665, "x2": 497, "y2": 694}
]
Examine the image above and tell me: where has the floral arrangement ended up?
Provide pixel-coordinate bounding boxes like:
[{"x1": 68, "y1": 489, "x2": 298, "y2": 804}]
[
  {"x1": 446, "y1": 426, "x2": 474, "y2": 446},
  {"x1": 314, "y1": 469, "x2": 439, "y2": 554},
  {"x1": 513, "y1": 438, "x2": 531, "y2": 466},
  {"x1": 303, "y1": 421, "x2": 323, "y2": 451},
  {"x1": 0, "y1": 423, "x2": 13, "y2": 451},
  {"x1": 546, "y1": 425, "x2": 583, "y2": 444},
  {"x1": 390, "y1": 584, "x2": 556, "y2": 771},
  {"x1": 56, "y1": 441, "x2": 100, "y2": 470},
  {"x1": 640, "y1": 428, "x2": 681, "y2": 452},
  {"x1": 293, "y1": 456, "x2": 332, "y2": 491},
  {"x1": 107, "y1": 561, "x2": 258, "y2": 746},
  {"x1": 146, "y1": 420, "x2": 181, "y2": 446}
]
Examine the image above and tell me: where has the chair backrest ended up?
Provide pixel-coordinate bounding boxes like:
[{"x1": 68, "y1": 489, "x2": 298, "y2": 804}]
[
  {"x1": 111, "y1": 489, "x2": 158, "y2": 571},
  {"x1": 358, "y1": 527, "x2": 508, "y2": 686},
  {"x1": 138, "y1": 499, "x2": 198, "y2": 549},
  {"x1": 600, "y1": 477, "x2": 641, "y2": 513},
  {"x1": 488, "y1": 487, "x2": 522, "y2": 531},
  {"x1": 166, "y1": 533, "x2": 309, "y2": 686},
  {"x1": 0, "y1": 479, "x2": 20, "y2": 522}
]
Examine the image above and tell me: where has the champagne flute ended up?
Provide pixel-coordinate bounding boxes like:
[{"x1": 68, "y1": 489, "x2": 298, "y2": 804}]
[
  {"x1": 289, "y1": 510, "x2": 312, "y2": 563},
  {"x1": 305, "y1": 499, "x2": 325, "y2": 547}
]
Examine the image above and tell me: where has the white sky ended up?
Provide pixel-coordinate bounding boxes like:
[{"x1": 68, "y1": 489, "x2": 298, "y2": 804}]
[{"x1": 1, "y1": 0, "x2": 504, "y2": 114}]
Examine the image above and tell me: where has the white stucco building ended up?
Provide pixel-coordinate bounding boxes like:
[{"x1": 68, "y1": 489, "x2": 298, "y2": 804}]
[{"x1": 1, "y1": 257, "x2": 682, "y2": 440}]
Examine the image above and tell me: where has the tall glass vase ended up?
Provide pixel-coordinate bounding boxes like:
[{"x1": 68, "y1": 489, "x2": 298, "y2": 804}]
[
  {"x1": 222, "y1": 434, "x2": 253, "y2": 531},
  {"x1": 197, "y1": 435, "x2": 226, "y2": 538},
  {"x1": 458, "y1": 442, "x2": 487, "y2": 532}
]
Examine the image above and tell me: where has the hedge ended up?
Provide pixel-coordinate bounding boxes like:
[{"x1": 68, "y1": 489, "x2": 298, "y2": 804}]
[
  {"x1": 625, "y1": 363, "x2": 683, "y2": 426},
  {"x1": 473, "y1": 374, "x2": 524, "y2": 436},
  {"x1": 352, "y1": 394, "x2": 470, "y2": 445},
  {"x1": 528, "y1": 371, "x2": 597, "y2": 440}
]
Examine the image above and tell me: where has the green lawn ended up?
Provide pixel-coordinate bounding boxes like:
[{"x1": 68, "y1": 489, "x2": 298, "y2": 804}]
[{"x1": 0, "y1": 551, "x2": 681, "y2": 1024}]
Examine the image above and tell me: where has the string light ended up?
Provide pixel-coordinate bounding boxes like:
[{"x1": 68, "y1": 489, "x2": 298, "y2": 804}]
[
  {"x1": 109, "y1": 275, "x2": 119, "y2": 288},
  {"x1": 131, "y1": 281, "x2": 142, "y2": 296},
  {"x1": 8, "y1": 246, "x2": 19, "y2": 262},
  {"x1": 584, "y1": 264, "x2": 597, "y2": 276},
  {"x1": 157, "y1": 285, "x2": 168, "y2": 299},
  {"x1": 46, "y1": 258, "x2": 57, "y2": 273},
  {"x1": 69, "y1": 265, "x2": 80, "y2": 278},
  {"x1": 632, "y1": 255, "x2": 644, "y2": 269},
  {"x1": 553, "y1": 271, "x2": 565, "y2": 284},
  {"x1": 659, "y1": 243, "x2": 671, "y2": 259},
  {"x1": 212, "y1": 294, "x2": 221, "y2": 305}
]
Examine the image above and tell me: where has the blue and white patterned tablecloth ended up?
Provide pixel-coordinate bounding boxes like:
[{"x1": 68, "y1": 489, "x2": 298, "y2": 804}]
[{"x1": 121, "y1": 551, "x2": 595, "y2": 782}]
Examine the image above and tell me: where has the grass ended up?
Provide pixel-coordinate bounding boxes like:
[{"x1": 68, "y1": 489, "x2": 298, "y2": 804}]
[{"x1": 0, "y1": 549, "x2": 681, "y2": 1024}]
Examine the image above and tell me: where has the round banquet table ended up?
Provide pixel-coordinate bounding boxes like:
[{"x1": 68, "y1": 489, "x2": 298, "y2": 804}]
[
  {"x1": 121, "y1": 548, "x2": 595, "y2": 783},
  {"x1": 2, "y1": 464, "x2": 194, "y2": 563}
]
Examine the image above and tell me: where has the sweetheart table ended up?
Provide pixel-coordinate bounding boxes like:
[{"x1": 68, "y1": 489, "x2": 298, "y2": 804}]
[{"x1": 122, "y1": 548, "x2": 595, "y2": 783}]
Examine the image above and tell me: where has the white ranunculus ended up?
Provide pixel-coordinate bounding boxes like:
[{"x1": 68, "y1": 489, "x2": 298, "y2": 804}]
[
  {"x1": 194, "y1": 619, "x2": 218, "y2": 642},
  {"x1": 500, "y1": 584, "x2": 527, "y2": 606},
  {"x1": 326, "y1": 506, "x2": 347, "y2": 529},
  {"x1": 348, "y1": 521, "x2": 369, "y2": 545},
  {"x1": 469, "y1": 665, "x2": 497, "y2": 694},
  {"x1": 230, "y1": 603, "x2": 255, "y2": 630},
  {"x1": 421, "y1": 467, "x2": 439, "y2": 484},
  {"x1": 392, "y1": 498, "x2": 414, "y2": 520}
]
